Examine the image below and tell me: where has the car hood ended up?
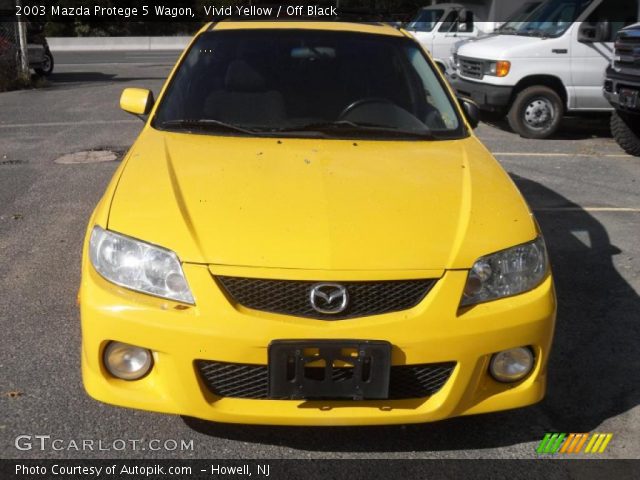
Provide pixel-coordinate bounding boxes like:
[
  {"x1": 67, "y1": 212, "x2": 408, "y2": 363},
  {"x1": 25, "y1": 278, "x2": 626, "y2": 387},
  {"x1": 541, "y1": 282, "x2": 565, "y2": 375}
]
[
  {"x1": 457, "y1": 34, "x2": 552, "y2": 60},
  {"x1": 108, "y1": 128, "x2": 536, "y2": 271}
]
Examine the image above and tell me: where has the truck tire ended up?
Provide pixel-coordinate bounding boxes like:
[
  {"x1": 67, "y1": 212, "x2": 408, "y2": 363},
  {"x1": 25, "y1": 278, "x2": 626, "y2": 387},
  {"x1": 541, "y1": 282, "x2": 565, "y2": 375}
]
[
  {"x1": 35, "y1": 50, "x2": 54, "y2": 77},
  {"x1": 507, "y1": 85, "x2": 563, "y2": 139},
  {"x1": 611, "y1": 111, "x2": 640, "y2": 156}
]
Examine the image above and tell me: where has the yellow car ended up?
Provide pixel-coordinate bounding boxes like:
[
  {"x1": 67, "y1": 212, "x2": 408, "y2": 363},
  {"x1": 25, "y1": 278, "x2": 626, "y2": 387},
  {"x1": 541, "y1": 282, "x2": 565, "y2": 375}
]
[{"x1": 80, "y1": 21, "x2": 556, "y2": 426}]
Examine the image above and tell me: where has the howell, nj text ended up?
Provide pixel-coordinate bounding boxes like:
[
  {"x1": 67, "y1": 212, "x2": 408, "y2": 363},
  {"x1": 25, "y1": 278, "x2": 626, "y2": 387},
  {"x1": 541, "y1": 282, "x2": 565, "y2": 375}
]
[{"x1": 207, "y1": 464, "x2": 271, "y2": 476}]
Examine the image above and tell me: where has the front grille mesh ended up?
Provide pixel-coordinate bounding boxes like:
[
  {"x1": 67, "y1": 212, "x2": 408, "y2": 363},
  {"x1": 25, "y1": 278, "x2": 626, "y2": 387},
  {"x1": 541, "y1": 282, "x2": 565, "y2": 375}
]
[
  {"x1": 614, "y1": 31, "x2": 640, "y2": 74},
  {"x1": 215, "y1": 276, "x2": 435, "y2": 320},
  {"x1": 198, "y1": 361, "x2": 270, "y2": 399},
  {"x1": 196, "y1": 360, "x2": 456, "y2": 400},
  {"x1": 459, "y1": 57, "x2": 484, "y2": 79}
]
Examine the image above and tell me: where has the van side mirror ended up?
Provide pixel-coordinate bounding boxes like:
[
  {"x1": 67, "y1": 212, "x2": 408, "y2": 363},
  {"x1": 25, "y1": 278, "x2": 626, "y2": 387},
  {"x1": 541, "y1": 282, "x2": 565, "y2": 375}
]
[
  {"x1": 458, "y1": 10, "x2": 474, "y2": 33},
  {"x1": 120, "y1": 88, "x2": 154, "y2": 116},
  {"x1": 458, "y1": 97, "x2": 479, "y2": 129},
  {"x1": 578, "y1": 21, "x2": 611, "y2": 43}
]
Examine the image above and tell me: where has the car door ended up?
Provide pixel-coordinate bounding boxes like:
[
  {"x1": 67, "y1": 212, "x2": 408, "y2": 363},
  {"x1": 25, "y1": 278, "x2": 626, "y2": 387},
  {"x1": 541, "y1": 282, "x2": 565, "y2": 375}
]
[
  {"x1": 572, "y1": 0, "x2": 638, "y2": 109},
  {"x1": 432, "y1": 10, "x2": 477, "y2": 63}
]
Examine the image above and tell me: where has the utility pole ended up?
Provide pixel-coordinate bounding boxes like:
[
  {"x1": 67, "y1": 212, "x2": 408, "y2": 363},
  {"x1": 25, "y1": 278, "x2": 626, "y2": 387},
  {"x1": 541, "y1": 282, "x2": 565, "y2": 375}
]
[{"x1": 15, "y1": 0, "x2": 29, "y2": 79}]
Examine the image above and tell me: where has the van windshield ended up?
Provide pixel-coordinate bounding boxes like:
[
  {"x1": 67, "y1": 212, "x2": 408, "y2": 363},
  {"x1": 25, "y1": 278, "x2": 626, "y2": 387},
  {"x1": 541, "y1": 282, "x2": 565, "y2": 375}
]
[
  {"x1": 153, "y1": 29, "x2": 464, "y2": 140},
  {"x1": 407, "y1": 9, "x2": 445, "y2": 32},
  {"x1": 510, "y1": 0, "x2": 594, "y2": 37},
  {"x1": 497, "y1": 1, "x2": 544, "y2": 33}
]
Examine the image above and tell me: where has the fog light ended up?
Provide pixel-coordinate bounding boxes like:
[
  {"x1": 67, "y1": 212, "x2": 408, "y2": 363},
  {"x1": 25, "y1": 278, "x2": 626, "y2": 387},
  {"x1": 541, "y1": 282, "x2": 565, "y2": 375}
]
[
  {"x1": 489, "y1": 347, "x2": 534, "y2": 383},
  {"x1": 103, "y1": 341, "x2": 152, "y2": 380}
]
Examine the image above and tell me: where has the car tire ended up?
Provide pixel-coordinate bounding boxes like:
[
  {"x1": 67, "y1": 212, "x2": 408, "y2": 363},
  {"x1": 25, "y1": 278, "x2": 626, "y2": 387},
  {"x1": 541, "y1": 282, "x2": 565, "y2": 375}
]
[
  {"x1": 611, "y1": 110, "x2": 640, "y2": 156},
  {"x1": 34, "y1": 50, "x2": 54, "y2": 77},
  {"x1": 507, "y1": 85, "x2": 564, "y2": 139}
]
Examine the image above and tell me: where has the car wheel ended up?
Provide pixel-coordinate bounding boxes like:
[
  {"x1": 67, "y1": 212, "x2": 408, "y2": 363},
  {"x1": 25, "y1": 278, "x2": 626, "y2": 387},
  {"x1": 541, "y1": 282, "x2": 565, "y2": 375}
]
[
  {"x1": 507, "y1": 85, "x2": 563, "y2": 139},
  {"x1": 34, "y1": 50, "x2": 54, "y2": 77},
  {"x1": 611, "y1": 110, "x2": 640, "y2": 156}
]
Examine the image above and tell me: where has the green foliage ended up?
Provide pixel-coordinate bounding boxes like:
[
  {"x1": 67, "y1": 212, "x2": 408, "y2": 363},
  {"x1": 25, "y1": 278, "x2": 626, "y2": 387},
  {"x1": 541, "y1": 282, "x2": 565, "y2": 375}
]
[{"x1": 40, "y1": 0, "x2": 431, "y2": 37}]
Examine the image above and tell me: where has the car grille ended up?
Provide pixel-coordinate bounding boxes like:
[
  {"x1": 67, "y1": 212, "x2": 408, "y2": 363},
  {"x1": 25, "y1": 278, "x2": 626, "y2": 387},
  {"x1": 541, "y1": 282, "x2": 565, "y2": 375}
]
[
  {"x1": 215, "y1": 276, "x2": 436, "y2": 320},
  {"x1": 458, "y1": 57, "x2": 484, "y2": 79},
  {"x1": 196, "y1": 360, "x2": 456, "y2": 400},
  {"x1": 614, "y1": 31, "x2": 640, "y2": 75}
]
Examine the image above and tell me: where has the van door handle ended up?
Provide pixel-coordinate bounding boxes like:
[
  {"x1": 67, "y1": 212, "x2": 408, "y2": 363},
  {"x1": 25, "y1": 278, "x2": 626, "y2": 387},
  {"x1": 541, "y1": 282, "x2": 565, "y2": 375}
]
[{"x1": 552, "y1": 49, "x2": 568, "y2": 54}]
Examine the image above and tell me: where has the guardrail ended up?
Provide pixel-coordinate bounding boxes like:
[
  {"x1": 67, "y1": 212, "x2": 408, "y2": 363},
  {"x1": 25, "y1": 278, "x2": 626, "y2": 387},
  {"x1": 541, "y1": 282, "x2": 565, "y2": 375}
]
[{"x1": 48, "y1": 36, "x2": 191, "y2": 52}]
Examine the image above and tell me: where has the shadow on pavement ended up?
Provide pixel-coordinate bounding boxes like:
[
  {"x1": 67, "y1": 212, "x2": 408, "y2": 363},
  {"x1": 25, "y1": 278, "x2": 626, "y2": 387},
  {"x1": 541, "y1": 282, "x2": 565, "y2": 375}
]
[
  {"x1": 481, "y1": 113, "x2": 612, "y2": 140},
  {"x1": 48, "y1": 72, "x2": 164, "y2": 84},
  {"x1": 183, "y1": 176, "x2": 639, "y2": 452}
]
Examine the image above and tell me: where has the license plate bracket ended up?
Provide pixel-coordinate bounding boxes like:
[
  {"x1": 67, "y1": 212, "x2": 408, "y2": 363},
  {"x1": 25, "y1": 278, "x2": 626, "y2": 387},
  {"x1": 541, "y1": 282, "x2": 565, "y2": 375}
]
[{"x1": 268, "y1": 340, "x2": 391, "y2": 400}]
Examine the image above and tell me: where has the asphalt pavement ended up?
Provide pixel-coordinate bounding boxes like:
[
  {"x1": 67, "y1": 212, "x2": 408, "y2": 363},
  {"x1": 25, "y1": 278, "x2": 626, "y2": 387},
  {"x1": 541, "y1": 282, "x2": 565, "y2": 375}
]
[{"x1": 0, "y1": 51, "x2": 638, "y2": 460}]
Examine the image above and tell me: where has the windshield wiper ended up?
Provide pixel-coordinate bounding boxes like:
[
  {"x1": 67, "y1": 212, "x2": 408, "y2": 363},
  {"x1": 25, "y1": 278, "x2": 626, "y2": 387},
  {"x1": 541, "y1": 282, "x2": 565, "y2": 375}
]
[
  {"x1": 157, "y1": 119, "x2": 262, "y2": 136},
  {"x1": 522, "y1": 28, "x2": 550, "y2": 39},
  {"x1": 272, "y1": 120, "x2": 434, "y2": 138},
  {"x1": 497, "y1": 26, "x2": 519, "y2": 34}
]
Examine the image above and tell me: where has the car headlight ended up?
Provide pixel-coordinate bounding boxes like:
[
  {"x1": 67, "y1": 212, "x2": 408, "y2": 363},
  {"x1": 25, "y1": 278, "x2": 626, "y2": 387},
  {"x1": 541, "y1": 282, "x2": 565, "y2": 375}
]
[
  {"x1": 461, "y1": 237, "x2": 548, "y2": 306},
  {"x1": 89, "y1": 226, "x2": 194, "y2": 304},
  {"x1": 484, "y1": 60, "x2": 510, "y2": 77}
]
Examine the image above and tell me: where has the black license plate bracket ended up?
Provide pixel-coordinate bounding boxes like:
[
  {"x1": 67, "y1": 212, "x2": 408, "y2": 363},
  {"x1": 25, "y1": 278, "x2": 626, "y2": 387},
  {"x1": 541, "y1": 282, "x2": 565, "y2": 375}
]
[{"x1": 268, "y1": 340, "x2": 391, "y2": 400}]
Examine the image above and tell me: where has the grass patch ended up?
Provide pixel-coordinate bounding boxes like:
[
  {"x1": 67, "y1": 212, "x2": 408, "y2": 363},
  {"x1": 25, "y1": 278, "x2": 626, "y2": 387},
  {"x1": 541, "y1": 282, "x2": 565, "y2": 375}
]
[{"x1": 0, "y1": 64, "x2": 49, "y2": 92}]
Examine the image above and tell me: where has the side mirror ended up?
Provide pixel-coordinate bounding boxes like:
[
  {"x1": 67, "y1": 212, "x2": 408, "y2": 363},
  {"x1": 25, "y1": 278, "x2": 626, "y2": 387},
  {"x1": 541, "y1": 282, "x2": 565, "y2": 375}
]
[
  {"x1": 597, "y1": 21, "x2": 612, "y2": 42},
  {"x1": 458, "y1": 97, "x2": 480, "y2": 129},
  {"x1": 459, "y1": 10, "x2": 474, "y2": 33},
  {"x1": 120, "y1": 88, "x2": 154, "y2": 116},
  {"x1": 578, "y1": 21, "x2": 611, "y2": 43}
]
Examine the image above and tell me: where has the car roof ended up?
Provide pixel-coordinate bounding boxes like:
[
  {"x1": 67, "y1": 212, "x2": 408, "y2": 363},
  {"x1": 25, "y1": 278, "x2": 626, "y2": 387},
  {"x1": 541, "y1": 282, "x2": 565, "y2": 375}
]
[{"x1": 205, "y1": 21, "x2": 406, "y2": 38}]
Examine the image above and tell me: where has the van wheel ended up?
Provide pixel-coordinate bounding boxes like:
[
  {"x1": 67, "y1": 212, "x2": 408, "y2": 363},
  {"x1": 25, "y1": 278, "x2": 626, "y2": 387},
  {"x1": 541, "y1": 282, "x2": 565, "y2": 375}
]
[
  {"x1": 35, "y1": 50, "x2": 54, "y2": 77},
  {"x1": 507, "y1": 86, "x2": 563, "y2": 139},
  {"x1": 611, "y1": 111, "x2": 640, "y2": 156}
]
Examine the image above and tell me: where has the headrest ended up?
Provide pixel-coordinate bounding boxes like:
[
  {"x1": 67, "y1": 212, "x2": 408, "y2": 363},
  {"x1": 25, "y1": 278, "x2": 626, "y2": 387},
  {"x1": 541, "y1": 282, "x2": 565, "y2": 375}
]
[{"x1": 225, "y1": 60, "x2": 266, "y2": 92}]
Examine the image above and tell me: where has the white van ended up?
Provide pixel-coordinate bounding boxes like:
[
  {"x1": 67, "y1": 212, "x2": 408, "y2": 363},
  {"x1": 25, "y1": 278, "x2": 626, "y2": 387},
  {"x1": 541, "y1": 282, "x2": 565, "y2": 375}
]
[
  {"x1": 406, "y1": 3, "x2": 496, "y2": 72},
  {"x1": 446, "y1": 1, "x2": 545, "y2": 78},
  {"x1": 452, "y1": 0, "x2": 639, "y2": 138}
]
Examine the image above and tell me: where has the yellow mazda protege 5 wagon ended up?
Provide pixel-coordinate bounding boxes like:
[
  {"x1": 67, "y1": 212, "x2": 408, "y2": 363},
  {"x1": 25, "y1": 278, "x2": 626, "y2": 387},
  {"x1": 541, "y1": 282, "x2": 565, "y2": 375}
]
[{"x1": 80, "y1": 21, "x2": 556, "y2": 426}]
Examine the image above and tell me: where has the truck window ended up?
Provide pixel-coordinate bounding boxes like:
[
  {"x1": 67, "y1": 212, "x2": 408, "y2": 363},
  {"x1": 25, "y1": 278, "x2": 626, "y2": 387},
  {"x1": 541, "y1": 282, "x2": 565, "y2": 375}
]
[
  {"x1": 439, "y1": 11, "x2": 459, "y2": 33},
  {"x1": 407, "y1": 9, "x2": 445, "y2": 32}
]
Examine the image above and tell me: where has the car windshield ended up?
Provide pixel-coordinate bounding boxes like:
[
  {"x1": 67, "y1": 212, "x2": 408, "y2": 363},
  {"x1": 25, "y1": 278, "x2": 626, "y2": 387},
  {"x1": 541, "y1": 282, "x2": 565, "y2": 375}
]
[
  {"x1": 406, "y1": 9, "x2": 445, "y2": 32},
  {"x1": 153, "y1": 29, "x2": 463, "y2": 140},
  {"x1": 509, "y1": 0, "x2": 594, "y2": 37}
]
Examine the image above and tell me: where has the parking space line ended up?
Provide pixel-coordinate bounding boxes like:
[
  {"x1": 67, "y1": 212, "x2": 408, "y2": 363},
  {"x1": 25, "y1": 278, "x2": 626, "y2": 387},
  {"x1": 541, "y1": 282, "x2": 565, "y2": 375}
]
[
  {"x1": 494, "y1": 152, "x2": 633, "y2": 158},
  {"x1": 533, "y1": 207, "x2": 640, "y2": 212},
  {"x1": 0, "y1": 120, "x2": 140, "y2": 128}
]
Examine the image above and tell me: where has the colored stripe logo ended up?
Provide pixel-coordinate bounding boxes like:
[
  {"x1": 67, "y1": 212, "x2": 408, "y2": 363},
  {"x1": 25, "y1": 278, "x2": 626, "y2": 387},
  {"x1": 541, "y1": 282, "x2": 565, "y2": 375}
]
[{"x1": 537, "y1": 433, "x2": 613, "y2": 454}]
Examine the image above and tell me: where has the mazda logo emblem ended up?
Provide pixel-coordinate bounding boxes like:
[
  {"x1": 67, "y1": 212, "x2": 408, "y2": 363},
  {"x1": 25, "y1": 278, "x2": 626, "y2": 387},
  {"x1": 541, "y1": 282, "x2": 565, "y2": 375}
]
[{"x1": 309, "y1": 283, "x2": 349, "y2": 314}]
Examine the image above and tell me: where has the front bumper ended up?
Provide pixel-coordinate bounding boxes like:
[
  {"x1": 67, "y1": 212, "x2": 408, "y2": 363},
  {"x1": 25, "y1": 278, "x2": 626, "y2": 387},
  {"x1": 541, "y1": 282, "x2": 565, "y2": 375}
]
[
  {"x1": 80, "y1": 261, "x2": 556, "y2": 426},
  {"x1": 452, "y1": 77, "x2": 513, "y2": 112},
  {"x1": 604, "y1": 66, "x2": 640, "y2": 114}
]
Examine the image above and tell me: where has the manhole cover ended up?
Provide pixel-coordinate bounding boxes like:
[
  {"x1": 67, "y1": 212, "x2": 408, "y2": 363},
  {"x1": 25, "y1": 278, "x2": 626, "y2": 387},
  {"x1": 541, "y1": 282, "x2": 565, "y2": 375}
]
[{"x1": 55, "y1": 150, "x2": 118, "y2": 164}]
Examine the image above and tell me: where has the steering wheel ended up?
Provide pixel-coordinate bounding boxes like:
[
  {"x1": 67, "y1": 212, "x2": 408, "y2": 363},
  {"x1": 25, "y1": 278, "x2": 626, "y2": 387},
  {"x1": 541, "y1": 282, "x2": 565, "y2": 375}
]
[{"x1": 338, "y1": 97, "x2": 397, "y2": 120}]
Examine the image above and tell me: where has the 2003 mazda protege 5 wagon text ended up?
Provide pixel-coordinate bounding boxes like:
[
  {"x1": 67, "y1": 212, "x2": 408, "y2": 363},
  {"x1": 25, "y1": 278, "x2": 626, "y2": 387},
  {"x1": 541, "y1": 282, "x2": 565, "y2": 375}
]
[{"x1": 79, "y1": 21, "x2": 556, "y2": 425}]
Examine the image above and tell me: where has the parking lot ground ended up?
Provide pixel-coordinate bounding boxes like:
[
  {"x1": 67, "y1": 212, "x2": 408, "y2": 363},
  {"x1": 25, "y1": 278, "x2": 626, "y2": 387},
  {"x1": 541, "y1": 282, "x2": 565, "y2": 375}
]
[{"x1": 0, "y1": 52, "x2": 638, "y2": 459}]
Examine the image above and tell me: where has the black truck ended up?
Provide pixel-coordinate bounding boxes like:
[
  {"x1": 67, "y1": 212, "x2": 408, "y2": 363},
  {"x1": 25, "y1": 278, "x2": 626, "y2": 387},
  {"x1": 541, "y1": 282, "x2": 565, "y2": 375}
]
[{"x1": 604, "y1": 23, "x2": 640, "y2": 156}]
